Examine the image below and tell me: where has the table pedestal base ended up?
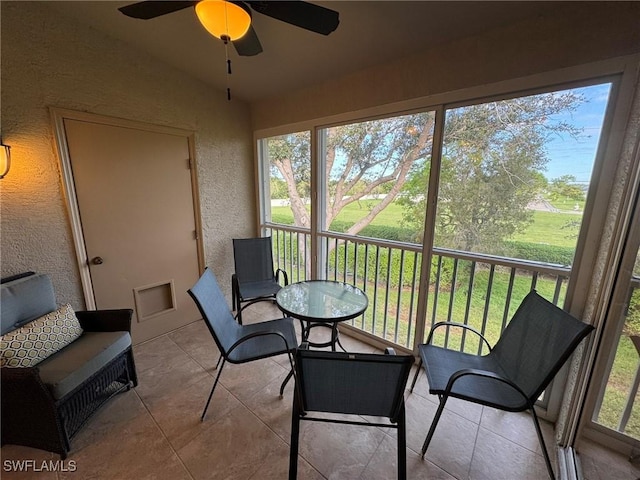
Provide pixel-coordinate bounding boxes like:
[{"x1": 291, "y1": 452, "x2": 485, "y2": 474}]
[{"x1": 302, "y1": 321, "x2": 347, "y2": 351}]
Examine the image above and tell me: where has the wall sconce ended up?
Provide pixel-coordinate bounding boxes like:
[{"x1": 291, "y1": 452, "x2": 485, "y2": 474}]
[{"x1": 0, "y1": 142, "x2": 10, "y2": 179}]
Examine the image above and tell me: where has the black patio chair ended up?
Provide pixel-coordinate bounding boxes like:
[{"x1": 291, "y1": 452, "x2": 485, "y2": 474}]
[
  {"x1": 188, "y1": 267, "x2": 298, "y2": 421},
  {"x1": 289, "y1": 345, "x2": 414, "y2": 480},
  {"x1": 232, "y1": 236, "x2": 289, "y2": 324},
  {"x1": 409, "y1": 290, "x2": 594, "y2": 480}
]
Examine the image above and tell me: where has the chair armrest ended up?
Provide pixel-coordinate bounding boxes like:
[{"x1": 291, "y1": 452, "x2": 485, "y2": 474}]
[
  {"x1": 228, "y1": 329, "x2": 296, "y2": 385},
  {"x1": 426, "y1": 321, "x2": 492, "y2": 352},
  {"x1": 227, "y1": 329, "x2": 294, "y2": 356},
  {"x1": 1, "y1": 366, "x2": 59, "y2": 432},
  {"x1": 445, "y1": 368, "x2": 530, "y2": 406},
  {"x1": 231, "y1": 274, "x2": 241, "y2": 320},
  {"x1": 276, "y1": 268, "x2": 289, "y2": 286},
  {"x1": 1, "y1": 365, "x2": 46, "y2": 388},
  {"x1": 75, "y1": 309, "x2": 133, "y2": 332}
]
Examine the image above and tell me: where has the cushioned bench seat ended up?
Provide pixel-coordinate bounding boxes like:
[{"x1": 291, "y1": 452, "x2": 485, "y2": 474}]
[
  {"x1": 1, "y1": 272, "x2": 138, "y2": 458},
  {"x1": 38, "y1": 331, "x2": 133, "y2": 400}
]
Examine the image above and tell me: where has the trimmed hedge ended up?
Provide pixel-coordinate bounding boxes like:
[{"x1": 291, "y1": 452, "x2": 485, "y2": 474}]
[
  {"x1": 503, "y1": 241, "x2": 574, "y2": 266},
  {"x1": 270, "y1": 221, "x2": 576, "y2": 287}
]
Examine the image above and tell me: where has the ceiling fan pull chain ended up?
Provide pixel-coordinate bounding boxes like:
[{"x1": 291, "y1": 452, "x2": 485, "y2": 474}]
[
  {"x1": 222, "y1": 34, "x2": 232, "y2": 101},
  {"x1": 227, "y1": 60, "x2": 232, "y2": 100}
]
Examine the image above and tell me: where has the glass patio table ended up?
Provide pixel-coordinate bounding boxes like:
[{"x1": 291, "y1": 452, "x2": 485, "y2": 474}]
[{"x1": 275, "y1": 280, "x2": 368, "y2": 351}]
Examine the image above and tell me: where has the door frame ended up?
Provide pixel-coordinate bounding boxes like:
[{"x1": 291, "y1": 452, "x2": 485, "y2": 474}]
[{"x1": 50, "y1": 107, "x2": 205, "y2": 309}]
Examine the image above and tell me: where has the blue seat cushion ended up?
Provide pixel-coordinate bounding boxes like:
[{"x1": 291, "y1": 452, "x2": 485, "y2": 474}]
[
  {"x1": 37, "y1": 331, "x2": 132, "y2": 400},
  {"x1": 1, "y1": 273, "x2": 57, "y2": 335}
]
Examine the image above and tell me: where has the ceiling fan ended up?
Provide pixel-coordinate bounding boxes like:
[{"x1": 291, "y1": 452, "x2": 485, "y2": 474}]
[{"x1": 118, "y1": 1, "x2": 340, "y2": 56}]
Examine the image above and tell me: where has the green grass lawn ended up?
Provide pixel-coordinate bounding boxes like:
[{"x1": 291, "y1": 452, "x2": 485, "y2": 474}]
[
  {"x1": 272, "y1": 200, "x2": 406, "y2": 228},
  {"x1": 274, "y1": 201, "x2": 581, "y2": 248},
  {"x1": 512, "y1": 211, "x2": 581, "y2": 248}
]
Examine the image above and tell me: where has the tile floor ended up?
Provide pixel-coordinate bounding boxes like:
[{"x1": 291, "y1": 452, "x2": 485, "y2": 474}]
[{"x1": 1, "y1": 302, "x2": 636, "y2": 479}]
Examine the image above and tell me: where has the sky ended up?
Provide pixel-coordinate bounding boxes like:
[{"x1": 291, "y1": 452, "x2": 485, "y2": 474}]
[{"x1": 543, "y1": 83, "x2": 612, "y2": 183}]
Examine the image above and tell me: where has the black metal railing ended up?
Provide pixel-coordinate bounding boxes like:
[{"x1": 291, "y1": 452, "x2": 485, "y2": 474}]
[{"x1": 266, "y1": 224, "x2": 571, "y2": 352}]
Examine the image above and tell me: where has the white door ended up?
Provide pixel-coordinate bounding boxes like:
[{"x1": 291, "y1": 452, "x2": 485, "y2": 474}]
[{"x1": 62, "y1": 117, "x2": 202, "y2": 343}]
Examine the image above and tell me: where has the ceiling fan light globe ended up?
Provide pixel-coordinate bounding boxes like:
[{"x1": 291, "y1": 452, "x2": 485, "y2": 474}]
[{"x1": 195, "y1": 0, "x2": 251, "y2": 41}]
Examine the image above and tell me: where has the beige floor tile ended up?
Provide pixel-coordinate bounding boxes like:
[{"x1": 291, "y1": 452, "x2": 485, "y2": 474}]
[
  {"x1": 441, "y1": 397, "x2": 483, "y2": 424},
  {"x1": 178, "y1": 404, "x2": 288, "y2": 480},
  {"x1": 469, "y1": 426, "x2": 551, "y2": 480},
  {"x1": 480, "y1": 406, "x2": 555, "y2": 455},
  {"x1": 144, "y1": 378, "x2": 243, "y2": 451},
  {"x1": 218, "y1": 357, "x2": 290, "y2": 403},
  {"x1": 169, "y1": 320, "x2": 222, "y2": 371},
  {"x1": 244, "y1": 368, "x2": 296, "y2": 442},
  {"x1": 250, "y1": 442, "x2": 325, "y2": 480},
  {"x1": 405, "y1": 392, "x2": 478, "y2": 479},
  {"x1": 240, "y1": 301, "x2": 286, "y2": 325},
  {"x1": 360, "y1": 433, "x2": 457, "y2": 480},
  {"x1": 296, "y1": 418, "x2": 386, "y2": 480},
  {"x1": 135, "y1": 351, "x2": 213, "y2": 405},
  {"x1": 60, "y1": 398, "x2": 190, "y2": 480},
  {"x1": 133, "y1": 334, "x2": 188, "y2": 373}
]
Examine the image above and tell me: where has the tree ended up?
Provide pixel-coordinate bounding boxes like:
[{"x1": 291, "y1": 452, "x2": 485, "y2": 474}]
[
  {"x1": 269, "y1": 90, "x2": 585, "y2": 256},
  {"x1": 400, "y1": 92, "x2": 585, "y2": 254},
  {"x1": 270, "y1": 177, "x2": 288, "y2": 199},
  {"x1": 269, "y1": 113, "x2": 435, "y2": 234},
  {"x1": 324, "y1": 114, "x2": 434, "y2": 235},
  {"x1": 548, "y1": 175, "x2": 585, "y2": 202},
  {"x1": 268, "y1": 132, "x2": 312, "y2": 227}
]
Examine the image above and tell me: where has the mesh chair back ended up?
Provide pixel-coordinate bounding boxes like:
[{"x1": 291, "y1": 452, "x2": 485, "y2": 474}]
[
  {"x1": 492, "y1": 290, "x2": 594, "y2": 401},
  {"x1": 188, "y1": 268, "x2": 242, "y2": 356},
  {"x1": 233, "y1": 237, "x2": 276, "y2": 284},
  {"x1": 295, "y1": 349, "x2": 414, "y2": 420}
]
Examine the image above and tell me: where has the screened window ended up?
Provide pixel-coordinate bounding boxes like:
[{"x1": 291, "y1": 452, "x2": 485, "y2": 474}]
[
  {"x1": 318, "y1": 112, "x2": 436, "y2": 243},
  {"x1": 260, "y1": 131, "x2": 311, "y2": 229}
]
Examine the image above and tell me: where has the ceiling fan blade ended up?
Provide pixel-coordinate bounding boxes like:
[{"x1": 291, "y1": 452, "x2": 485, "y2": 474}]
[
  {"x1": 248, "y1": 1, "x2": 339, "y2": 35},
  {"x1": 118, "y1": 1, "x2": 198, "y2": 20},
  {"x1": 233, "y1": 25, "x2": 263, "y2": 56}
]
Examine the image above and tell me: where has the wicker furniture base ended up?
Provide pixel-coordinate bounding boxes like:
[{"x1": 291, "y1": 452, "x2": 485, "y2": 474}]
[
  {"x1": 1, "y1": 273, "x2": 138, "y2": 458},
  {"x1": 1, "y1": 346, "x2": 137, "y2": 459}
]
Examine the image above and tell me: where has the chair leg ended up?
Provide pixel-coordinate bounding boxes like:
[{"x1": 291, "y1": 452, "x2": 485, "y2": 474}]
[
  {"x1": 289, "y1": 401, "x2": 301, "y2": 480},
  {"x1": 421, "y1": 395, "x2": 448, "y2": 457},
  {"x1": 215, "y1": 354, "x2": 223, "y2": 370},
  {"x1": 397, "y1": 404, "x2": 407, "y2": 480},
  {"x1": 280, "y1": 368, "x2": 294, "y2": 397},
  {"x1": 236, "y1": 302, "x2": 243, "y2": 324},
  {"x1": 530, "y1": 406, "x2": 556, "y2": 480},
  {"x1": 201, "y1": 359, "x2": 226, "y2": 422},
  {"x1": 409, "y1": 358, "x2": 423, "y2": 393}
]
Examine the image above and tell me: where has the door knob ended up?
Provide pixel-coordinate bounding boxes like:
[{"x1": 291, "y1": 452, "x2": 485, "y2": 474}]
[{"x1": 91, "y1": 256, "x2": 104, "y2": 265}]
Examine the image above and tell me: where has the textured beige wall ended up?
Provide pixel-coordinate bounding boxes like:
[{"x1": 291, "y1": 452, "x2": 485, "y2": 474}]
[
  {"x1": 0, "y1": 2, "x2": 255, "y2": 306},
  {"x1": 251, "y1": 2, "x2": 640, "y2": 130}
]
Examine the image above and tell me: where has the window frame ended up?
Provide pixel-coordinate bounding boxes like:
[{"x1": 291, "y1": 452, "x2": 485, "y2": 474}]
[{"x1": 255, "y1": 55, "x2": 639, "y2": 435}]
